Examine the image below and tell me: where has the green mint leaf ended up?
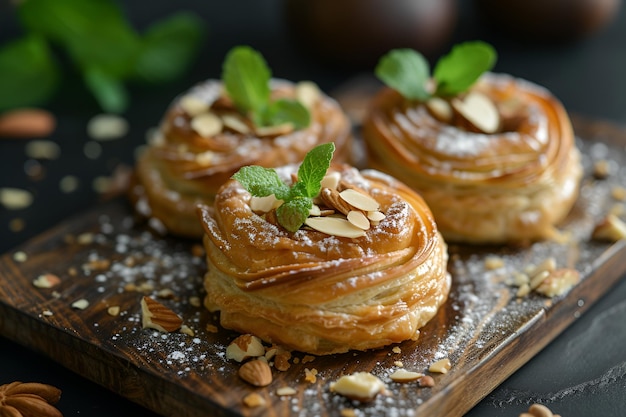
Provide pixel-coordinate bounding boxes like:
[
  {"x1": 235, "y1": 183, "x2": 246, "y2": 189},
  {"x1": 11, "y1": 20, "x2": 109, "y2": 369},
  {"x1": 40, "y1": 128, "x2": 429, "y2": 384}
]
[
  {"x1": 433, "y1": 41, "x2": 497, "y2": 97},
  {"x1": 232, "y1": 166, "x2": 291, "y2": 200},
  {"x1": 18, "y1": 0, "x2": 140, "y2": 79},
  {"x1": 134, "y1": 11, "x2": 206, "y2": 83},
  {"x1": 297, "y1": 142, "x2": 335, "y2": 198},
  {"x1": 84, "y1": 67, "x2": 129, "y2": 113},
  {"x1": 222, "y1": 46, "x2": 271, "y2": 114},
  {"x1": 258, "y1": 99, "x2": 310, "y2": 128},
  {"x1": 0, "y1": 35, "x2": 59, "y2": 111},
  {"x1": 375, "y1": 48, "x2": 430, "y2": 101},
  {"x1": 276, "y1": 197, "x2": 312, "y2": 233}
]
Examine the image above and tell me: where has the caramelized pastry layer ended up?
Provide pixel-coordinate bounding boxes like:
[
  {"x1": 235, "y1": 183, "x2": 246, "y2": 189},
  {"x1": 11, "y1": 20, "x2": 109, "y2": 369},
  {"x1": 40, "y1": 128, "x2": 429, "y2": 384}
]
[
  {"x1": 362, "y1": 73, "x2": 582, "y2": 244},
  {"x1": 130, "y1": 79, "x2": 352, "y2": 238},
  {"x1": 199, "y1": 165, "x2": 450, "y2": 355}
]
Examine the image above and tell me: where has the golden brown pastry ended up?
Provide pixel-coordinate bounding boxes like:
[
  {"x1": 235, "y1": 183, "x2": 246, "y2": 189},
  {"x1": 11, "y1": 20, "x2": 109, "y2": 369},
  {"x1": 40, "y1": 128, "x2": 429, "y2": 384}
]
[
  {"x1": 198, "y1": 164, "x2": 450, "y2": 355},
  {"x1": 130, "y1": 79, "x2": 352, "y2": 238},
  {"x1": 362, "y1": 73, "x2": 582, "y2": 244}
]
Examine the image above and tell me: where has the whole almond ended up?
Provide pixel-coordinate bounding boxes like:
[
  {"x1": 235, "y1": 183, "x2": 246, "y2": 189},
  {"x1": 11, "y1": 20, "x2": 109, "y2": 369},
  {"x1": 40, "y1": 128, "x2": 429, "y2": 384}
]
[
  {"x1": 0, "y1": 108, "x2": 56, "y2": 138},
  {"x1": 238, "y1": 359, "x2": 273, "y2": 387}
]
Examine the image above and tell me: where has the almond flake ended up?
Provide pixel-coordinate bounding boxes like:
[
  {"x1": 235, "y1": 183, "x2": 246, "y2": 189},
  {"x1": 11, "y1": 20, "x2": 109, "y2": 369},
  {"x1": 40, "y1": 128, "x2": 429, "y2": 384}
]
[
  {"x1": 305, "y1": 216, "x2": 366, "y2": 238},
  {"x1": 25, "y1": 140, "x2": 61, "y2": 160},
  {"x1": 426, "y1": 97, "x2": 453, "y2": 123},
  {"x1": 191, "y1": 112, "x2": 223, "y2": 138},
  {"x1": 255, "y1": 123, "x2": 294, "y2": 137},
  {"x1": 33, "y1": 273, "x2": 61, "y2": 289},
  {"x1": 87, "y1": 114, "x2": 129, "y2": 141},
  {"x1": 179, "y1": 95, "x2": 210, "y2": 116},
  {"x1": 276, "y1": 386, "x2": 297, "y2": 396},
  {"x1": 309, "y1": 204, "x2": 321, "y2": 216},
  {"x1": 189, "y1": 296, "x2": 202, "y2": 307},
  {"x1": 296, "y1": 81, "x2": 320, "y2": 109},
  {"x1": 320, "y1": 171, "x2": 341, "y2": 190},
  {"x1": 250, "y1": 195, "x2": 281, "y2": 212},
  {"x1": 71, "y1": 299, "x2": 90, "y2": 310},
  {"x1": 339, "y1": 189, "x2": 379, "y2": 211},
  {"x1": 221, "y1": 113, "x2": 251, "y2": 134},
  {"x1": 389, "y1": 369, "x2": 424, "y2": 383},
  {"x1": 195, "y1": 150, "x2": 215, "y2": 166},
  {"x1": 226, "y1": 334, "x2": 265, "y2": 362},
  {"x1": 535, "y1": 268, "x2": 580, "y2": 297},
  {"x1": 452, "y1": 91, "x2": 500, "y2": 134},
  {"x1": 592, "y1": 214, "x2": 626, "y2": 241},
  {"x1": 180, "y1": 324, "x2": 195, "y2": 337},
  {"x1": 141, "y1": 296, "x2": 183, "y2": 333},
  {"x1": 429, "y1": 358, "x2": 451, "y2": 374},
  {"x1": 107, "y1": 306, "x2": 120, "y2": 316},
  {"x1": 243, "y1": 392, "x2": 266, "y2": 408},
  {"x1": 347, "y1": 210, "x2": 370, "y2": 230},
  {"x1": 330, "y1": 372, "x2": 386, "y2": 402},
  {"x1": 0, "y1": 187, "x2": 34, "y2": 210},
  {"x1": 367, "y1": 211, "x2": 386, "y2": 222}
]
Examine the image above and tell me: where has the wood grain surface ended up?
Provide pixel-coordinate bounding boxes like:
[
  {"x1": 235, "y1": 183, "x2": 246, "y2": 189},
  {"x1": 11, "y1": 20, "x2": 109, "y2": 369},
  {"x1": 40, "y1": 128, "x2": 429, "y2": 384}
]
[{"x1": 1, "y1": 116, "x2": 625, "y2": 417}]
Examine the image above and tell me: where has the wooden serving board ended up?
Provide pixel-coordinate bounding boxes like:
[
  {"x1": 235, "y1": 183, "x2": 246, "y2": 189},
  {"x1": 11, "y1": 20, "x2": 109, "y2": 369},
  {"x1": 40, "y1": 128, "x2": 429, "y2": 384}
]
[{"x1": 1, "y1": 117, "x2": 626, "y2": 417}]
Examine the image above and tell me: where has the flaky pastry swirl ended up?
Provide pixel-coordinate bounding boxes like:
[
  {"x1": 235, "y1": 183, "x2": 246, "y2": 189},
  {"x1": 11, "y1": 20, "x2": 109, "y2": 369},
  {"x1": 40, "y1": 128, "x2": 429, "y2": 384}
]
[
  {"x1": 362, "y1": 73, "x2": 582, "y2": 244},
  {"x1": 130, "y1": 79, "x2": 352, "y2": 237},
  {"x1": 199, "y1": 165, "x2": 450, "y2": 355}
]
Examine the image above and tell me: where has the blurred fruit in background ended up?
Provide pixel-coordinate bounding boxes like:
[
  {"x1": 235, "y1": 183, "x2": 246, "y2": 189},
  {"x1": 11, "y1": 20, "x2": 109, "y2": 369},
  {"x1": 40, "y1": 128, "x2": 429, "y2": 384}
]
[
  {"x1": 474, "y1": 0, "x2": 622, "y2": 42},
  {"x1": 283, "y1": 0, "x2": 458, "y2": 69}
]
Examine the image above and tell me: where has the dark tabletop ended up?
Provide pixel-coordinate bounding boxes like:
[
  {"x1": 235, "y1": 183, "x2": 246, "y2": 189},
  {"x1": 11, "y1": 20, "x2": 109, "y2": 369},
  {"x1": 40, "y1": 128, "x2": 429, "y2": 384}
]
[{"x1": 1, "y1": 1, "x2": 625, "y2": 416}]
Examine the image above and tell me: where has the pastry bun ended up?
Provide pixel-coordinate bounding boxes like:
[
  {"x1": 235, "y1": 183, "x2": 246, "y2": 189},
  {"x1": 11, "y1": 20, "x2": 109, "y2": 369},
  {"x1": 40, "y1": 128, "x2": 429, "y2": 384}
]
[
  {"x1": 130, "y1": 79, "x2": 352, "y2": 238},
  {"x1": 198, "y1": 164, "x2": 450, "y2": 355},
  {"x1": 362, "y1": 73, "x2": 582, "y2": 244}
]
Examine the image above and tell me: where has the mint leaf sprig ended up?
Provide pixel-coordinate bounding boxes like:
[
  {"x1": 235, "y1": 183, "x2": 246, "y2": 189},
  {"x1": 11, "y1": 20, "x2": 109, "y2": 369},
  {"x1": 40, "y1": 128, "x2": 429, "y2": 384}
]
[
  {"x1": 375, "y1": 41, "x2": 497, "y2": 101},
  {"x1": 222, "y1": 46, "x2": 311, "y2": 130},
  {"x1": 1, "y1": 0, "x2": 205, "y2": 113},
  {"x1": 232, "y1": 142, "x2": 335, "y2": 232}
]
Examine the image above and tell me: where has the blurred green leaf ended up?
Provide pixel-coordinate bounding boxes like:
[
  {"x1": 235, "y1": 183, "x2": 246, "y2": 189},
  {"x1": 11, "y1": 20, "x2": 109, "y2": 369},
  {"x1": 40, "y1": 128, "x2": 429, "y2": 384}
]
[
  {"x1": 134, "y1": 11, "x2": 206, "y2": 83},
  {"x1": 18, "y1": 0, "x2": 140, "y2": 78},
  {"x1": 0, "y1": 35, "x2": 59, "y2": 111},
  {"x1": 84, "y1": 67, "x2": 128, "y2": 113}
]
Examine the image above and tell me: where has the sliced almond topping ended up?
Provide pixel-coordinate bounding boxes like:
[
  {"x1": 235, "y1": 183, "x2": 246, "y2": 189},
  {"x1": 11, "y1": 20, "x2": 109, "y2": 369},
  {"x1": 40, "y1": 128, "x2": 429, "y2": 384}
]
[
  {"x1": 389, "y1": 369, "x2": 424, "y2": 383},
  {"x1": 250, "y1": 195, "x2": 282, "y2": 212},
  {"x1": 320, "y1": 171, "x2": 341, "y2": 190},
  {"x1": 255, "y1": 123, "x2": 294, "y2": 137},
  {"x1": 426, "y1": 97, "x2": 453, "y2": 123},
  {"x1": 429, "y1": 358, "x2": 451, "y2": 374},
  {"x1": 0, "y1": 187, "x2": 34, "y2": 210},
  {"x1": 140, "y1": 296, "x2": 183, "y2": 333},
  {"x1": 195, "y1": 150, "x2": 215, "y2": 167},
  {"x1": 221, "y1": 113, "x2": 251, "y2": 134},
  {"x1": 592, "y1": 214, "x2": 626, "y2": 242},
  {"x1": 107, "y1": 306, "x2": 120, "y2": 316},
  {"x1": 305, "y1": 216, "x2": 366, "y2": 238},
  {"x1": 239, "y1": 359, "x2": 273, "y2": 387},
  {"x1": 276, "y1": 386, "x2": 297, "y2": 396},
  {"x1": 33, "y1": 273, "x2": 61, "y2": 289},
  {"x1": 347, "y1": 210, "x2": 370, "y2": 230},
  {"x1": 339, "y1": 189, "x2": 379, "y2": 212},
  {"x1": 320, "y1": 187, "x2": 353, "y2": 215},
  {"x1": 529, "y1": 270, "x2": 550, "y2": 290},
  {"x1": 309, "y1": 204, "x2": 321, "y2": 216},
  {"x1": 179, "y1": 95, "x2": 210, "y2": 117},
  {"x1": 452, "y1": 91, "x2": 500, "y2": 134},
  {"x1": 191, "y1": 112, "x2": 223, "y2": 138},
  {"x1": 330, "y1": 372, "x2": 386, "y2": 402},
  {"x1": 243, "y1": 392, "x2": 266, "y2": 408},
  {"x1": 226, "y1": 334, "x2": 266, "y2": 362},
  {"x1": 71, "y1": 299, "x2": 90, "y2": 310},
  {"x1": 296, "y1": 81, "x2": 321, "y2": 109},
  {"x1": 367, "y1": 211, "x2": 386, "y2": 222}
]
